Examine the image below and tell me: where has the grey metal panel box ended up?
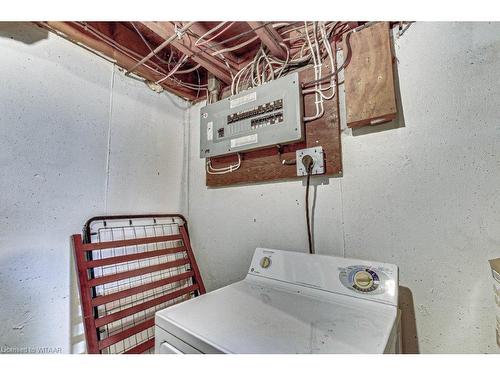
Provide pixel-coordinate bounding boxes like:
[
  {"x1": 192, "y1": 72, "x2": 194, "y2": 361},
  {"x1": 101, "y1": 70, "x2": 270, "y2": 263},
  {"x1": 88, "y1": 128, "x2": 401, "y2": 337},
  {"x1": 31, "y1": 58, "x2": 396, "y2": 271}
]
[{"x1": 200, "y1": 72, "x2": 303, "y2": 158}]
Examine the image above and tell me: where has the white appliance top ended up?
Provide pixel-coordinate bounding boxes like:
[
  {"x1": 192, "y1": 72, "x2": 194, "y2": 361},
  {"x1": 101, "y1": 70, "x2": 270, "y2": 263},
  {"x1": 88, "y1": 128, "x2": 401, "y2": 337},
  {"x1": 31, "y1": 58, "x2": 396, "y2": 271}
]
[
  {"x1": 247, "y1": 248, "x2": 399, "y2": 306},
  {"x1": 156, "y1": 248, "x2": 399, "y2": 354}
]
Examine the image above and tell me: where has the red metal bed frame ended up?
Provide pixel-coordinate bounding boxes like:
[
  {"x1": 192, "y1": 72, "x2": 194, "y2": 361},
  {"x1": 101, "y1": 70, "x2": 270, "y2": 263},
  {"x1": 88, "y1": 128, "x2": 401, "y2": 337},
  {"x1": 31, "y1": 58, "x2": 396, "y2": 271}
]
[{"x1": 72, "y1": 214, "x2": 205, "y2": 354}]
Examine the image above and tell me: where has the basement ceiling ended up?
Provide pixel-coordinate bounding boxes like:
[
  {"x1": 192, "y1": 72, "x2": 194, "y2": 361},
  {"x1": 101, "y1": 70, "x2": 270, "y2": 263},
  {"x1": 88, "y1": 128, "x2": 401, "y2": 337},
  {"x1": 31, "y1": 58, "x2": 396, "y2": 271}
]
[{"x1": 37, "y1": 21, "x2": 406, "y2": 101}]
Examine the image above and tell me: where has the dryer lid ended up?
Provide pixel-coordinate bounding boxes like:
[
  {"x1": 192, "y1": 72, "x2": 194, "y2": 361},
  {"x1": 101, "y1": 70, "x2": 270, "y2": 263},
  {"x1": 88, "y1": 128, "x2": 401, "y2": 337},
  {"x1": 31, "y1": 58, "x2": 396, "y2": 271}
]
[{"x1": 156, "y1": 278, "x2": 398, "y2": 354}]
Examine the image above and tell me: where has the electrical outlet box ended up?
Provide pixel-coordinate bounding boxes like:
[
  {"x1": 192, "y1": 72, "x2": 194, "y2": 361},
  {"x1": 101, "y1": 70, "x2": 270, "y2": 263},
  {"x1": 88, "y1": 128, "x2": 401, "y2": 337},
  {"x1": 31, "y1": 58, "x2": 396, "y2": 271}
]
[
  {"x1": 296, "y1": 146, "x2": 325, "y2": 176},
  {"x1": 200, "y1": 72, "x2": 303, "y2": 158}
]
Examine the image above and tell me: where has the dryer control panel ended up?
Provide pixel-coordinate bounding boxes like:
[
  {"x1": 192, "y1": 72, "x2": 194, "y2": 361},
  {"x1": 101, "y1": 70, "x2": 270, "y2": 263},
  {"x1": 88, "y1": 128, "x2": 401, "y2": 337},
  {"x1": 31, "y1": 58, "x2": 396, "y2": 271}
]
[
  {"x1": 338, "y1": 265, "x2": 394, "y2": 295},
  {"x1": 247, "y1": 248, "x2": 399, "y2": 306}
]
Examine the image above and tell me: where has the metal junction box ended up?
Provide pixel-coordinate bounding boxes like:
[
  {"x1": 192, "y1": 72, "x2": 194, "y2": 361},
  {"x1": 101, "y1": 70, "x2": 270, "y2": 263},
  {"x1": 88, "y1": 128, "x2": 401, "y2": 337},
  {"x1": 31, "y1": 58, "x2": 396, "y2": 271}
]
[{"x1": 200, "y1": 72, "x2": 303, "y2": 158}]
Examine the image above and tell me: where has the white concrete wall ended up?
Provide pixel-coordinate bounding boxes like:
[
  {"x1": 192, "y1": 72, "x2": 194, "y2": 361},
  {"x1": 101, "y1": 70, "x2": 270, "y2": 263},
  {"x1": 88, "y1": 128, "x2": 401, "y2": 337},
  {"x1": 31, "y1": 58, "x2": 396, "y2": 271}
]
[
  {"x1": 1, "y1": 21, "x2": 499, "y2": 355},
  {"x1": 0, "y1": 22, "x2": 187, "y2": 353},
  {"x1": 186, "y1": 22, "x2": 500, "y2": 353}
]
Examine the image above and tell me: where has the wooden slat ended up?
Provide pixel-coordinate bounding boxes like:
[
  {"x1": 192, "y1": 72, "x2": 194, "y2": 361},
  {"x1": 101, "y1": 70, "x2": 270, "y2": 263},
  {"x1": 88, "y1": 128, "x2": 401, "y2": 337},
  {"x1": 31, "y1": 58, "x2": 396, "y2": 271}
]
[
  {"x1": 247, "y1": 21, "x2": 287, "y2": 60},
  {"x1": 72, "y1": 234, "x2": 101, "y2": 354},
  {"x1": 180, "y1": 225, "x2": 206, "y2": 294},
  {"x1": 140, "y1": 21, "x2": 233, "y2": 84},
  {"x1": 72, "y1": 216, "x2": 204, "y2": 354},
  {"x1": 95, "y1": 284, "x2": 198, "y2": 328},
  {"x1": 81, "y1": 234, "x2": 182, "y2": 251},
  {"x1": 92, "y1": 271, "x2": 195, "y2": 307},
  {"x1": 124, "y1": 338, "x2": 155, "y2": 354},
  {"x1": 98, "y1": 318, "x2": 155, "y2": 350},
  {"x1": 344, "y1": 22, "x2": 397, "y2": 128},
  {"x1": 88, "y1": 258, "x2": 190, "y2": 287},
  {"x1": 85, "y1": 246, "x2": 185, "y2": 268}
]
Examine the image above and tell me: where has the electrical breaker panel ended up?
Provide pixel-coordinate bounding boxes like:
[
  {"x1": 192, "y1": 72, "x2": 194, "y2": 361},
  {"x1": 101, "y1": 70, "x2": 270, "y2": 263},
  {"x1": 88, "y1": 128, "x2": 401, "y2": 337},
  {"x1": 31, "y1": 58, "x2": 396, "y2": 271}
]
[{"x1": 200, "y1": 72, "x2": 303, "y2": 158}]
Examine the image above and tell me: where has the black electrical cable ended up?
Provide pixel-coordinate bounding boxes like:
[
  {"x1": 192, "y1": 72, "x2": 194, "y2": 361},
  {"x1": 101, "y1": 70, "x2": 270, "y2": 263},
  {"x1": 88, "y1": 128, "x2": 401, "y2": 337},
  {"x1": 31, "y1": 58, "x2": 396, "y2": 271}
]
[
  {"x1": 302, "y1": 155, "x2": 314, "y2": 255},
  {"x1": 305, "y1": 170, "x2": 313, "y2": 254}
]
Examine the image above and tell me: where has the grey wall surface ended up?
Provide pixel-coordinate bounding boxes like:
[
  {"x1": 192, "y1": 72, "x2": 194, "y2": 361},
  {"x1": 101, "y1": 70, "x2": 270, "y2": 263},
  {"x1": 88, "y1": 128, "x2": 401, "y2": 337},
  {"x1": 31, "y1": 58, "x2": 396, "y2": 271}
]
[
  {"x1": 0, "y1": 22, "x2": 187, "y2": 353},
  {"x1": 186, "y1": 22, "x2": 500, "y2": 353}
]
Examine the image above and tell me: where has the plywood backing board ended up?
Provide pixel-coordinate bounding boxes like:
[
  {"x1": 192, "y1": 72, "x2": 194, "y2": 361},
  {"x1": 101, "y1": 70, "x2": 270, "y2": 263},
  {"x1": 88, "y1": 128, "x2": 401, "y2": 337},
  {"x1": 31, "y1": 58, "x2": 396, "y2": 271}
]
[
  {"x1": 205, "y1": 64, "x2": 342, "y2": 187},
  {"x1": 344, "y1": 22, "x2": 397, "y2": 128}
]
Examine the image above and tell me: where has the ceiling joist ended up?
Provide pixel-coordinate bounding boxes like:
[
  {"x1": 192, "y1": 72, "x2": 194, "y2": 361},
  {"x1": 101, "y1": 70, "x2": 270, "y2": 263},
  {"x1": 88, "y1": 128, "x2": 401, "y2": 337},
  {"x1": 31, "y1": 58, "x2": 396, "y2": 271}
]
[
  {"x1": 37, "y1": 21, "x2": 411, "y2": 102},
  {"x1": 187, "y1": 22, "x2": 241, "y2": 71},
  {"x1": 247, "y1": 21, "x2": 288, "y2": 60},
  {"x1": 140, "y1": 22, "x2": 233, "y2": 84},
  {"x1": 41, "y1": 21, "x2": 198, "y2": 100}
]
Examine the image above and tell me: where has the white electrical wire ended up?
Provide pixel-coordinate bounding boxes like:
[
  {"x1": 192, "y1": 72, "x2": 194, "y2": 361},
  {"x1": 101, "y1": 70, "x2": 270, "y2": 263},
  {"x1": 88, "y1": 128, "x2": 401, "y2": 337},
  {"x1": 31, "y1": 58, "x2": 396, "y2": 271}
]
[
  {"x1": 225, "y1": 20, "x2": 341, "y2": 118},
  {"x1": 231, "y1": 58, "x2": 254, "y2": 95},
  {"x1": 302, "y1": 22, "x2": 336, "y2": 101},
  {"x1": 317, "y1": 22, "x2": 336, "y2": 100},
  {"x1": 275, "y1": 43, "x2": 290, "y2": 78},
  {"x1": 210, "y1": 36, "x2": 259, "y2": 56},
  {"x1": 262, "y1": 48, "x2": 275, "y2": 82},
  {"x1": 175, "y1": 63, "x2": 201, "y2": 74},
  {"x1": 195, "y1": 22, "x2": 235, "y2": 47},
  {"x1": 155, "y1": 55, "x2": 189, "y2": 84},
  {"x1": 67, "y1": 21, "x2": 346, "y2": 100},
  {"x1": 206, "y1": 153, "x2": 242, "y2": 174},
  {"x1": 303, "y1": 21, "x2": 325, "y2": 122}
]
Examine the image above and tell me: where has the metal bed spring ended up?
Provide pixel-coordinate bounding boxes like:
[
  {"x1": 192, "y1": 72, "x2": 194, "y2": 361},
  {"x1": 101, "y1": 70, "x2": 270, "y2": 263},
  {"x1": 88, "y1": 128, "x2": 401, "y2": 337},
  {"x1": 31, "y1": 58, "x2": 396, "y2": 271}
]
[{"x1": 72, "y1": 214, "x2": 205, "y2": 354}]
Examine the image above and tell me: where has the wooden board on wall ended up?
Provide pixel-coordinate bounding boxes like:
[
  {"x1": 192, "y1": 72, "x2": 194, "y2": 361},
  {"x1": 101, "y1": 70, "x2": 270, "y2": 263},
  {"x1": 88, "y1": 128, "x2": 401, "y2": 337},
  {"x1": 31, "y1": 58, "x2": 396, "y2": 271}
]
[
  {"x1": 344, "y1": 22, "x2": 397, "y2": 128},
  {"x1": 205, "y1": 64, "x2": 342, "y2": 187}
]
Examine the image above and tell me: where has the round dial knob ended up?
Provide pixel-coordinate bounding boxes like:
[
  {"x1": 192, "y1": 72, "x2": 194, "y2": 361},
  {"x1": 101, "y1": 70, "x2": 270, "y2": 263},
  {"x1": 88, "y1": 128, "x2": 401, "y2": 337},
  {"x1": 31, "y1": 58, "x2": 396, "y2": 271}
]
[
  {"x1": 354, "y1": 270, "x2": 374, "y2": 290},
  {"x1": 339, "y1": 266, "x2": 382, "y2": 294},
  {"x1": 260, "y1": 256, "x2": 271, "y2": 269}
]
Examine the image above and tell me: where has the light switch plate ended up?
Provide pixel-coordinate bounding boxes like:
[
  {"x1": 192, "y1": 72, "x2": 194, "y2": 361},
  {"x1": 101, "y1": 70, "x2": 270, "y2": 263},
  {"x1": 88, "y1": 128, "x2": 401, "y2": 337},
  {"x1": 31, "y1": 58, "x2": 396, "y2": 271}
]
[{"x1": 296, "y1": 146, "x2": 325, "y2": 176}]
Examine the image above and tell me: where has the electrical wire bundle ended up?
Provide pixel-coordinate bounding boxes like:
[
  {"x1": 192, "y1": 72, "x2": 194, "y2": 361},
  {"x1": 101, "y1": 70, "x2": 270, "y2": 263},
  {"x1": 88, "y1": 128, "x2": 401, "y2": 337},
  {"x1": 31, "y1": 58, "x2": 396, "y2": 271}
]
[
  {"x1": 199, "y1": 21, "x2": 353, "y2": 174},
  {"x1": 206, "y1": 153, "x2": 242, "y2": 175},
  {"x1": 228, "y1": 22, "x2": 352, "y2": 123},
  {"x1": 44, "y1": 21, "x2": 355, "y2": 102},
  {"x1": 231, "y1": 22, "x2": 339, "y2": 94}
]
